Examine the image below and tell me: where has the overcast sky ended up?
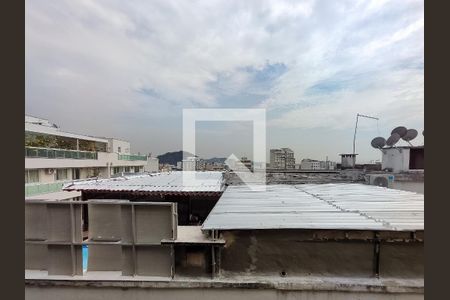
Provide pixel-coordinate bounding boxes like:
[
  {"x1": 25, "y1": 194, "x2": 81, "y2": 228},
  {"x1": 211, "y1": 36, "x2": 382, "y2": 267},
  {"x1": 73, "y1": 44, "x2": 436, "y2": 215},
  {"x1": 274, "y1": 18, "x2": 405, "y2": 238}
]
[{"x1": 26, "y1": 0, "x2": 424, "y2": 163}]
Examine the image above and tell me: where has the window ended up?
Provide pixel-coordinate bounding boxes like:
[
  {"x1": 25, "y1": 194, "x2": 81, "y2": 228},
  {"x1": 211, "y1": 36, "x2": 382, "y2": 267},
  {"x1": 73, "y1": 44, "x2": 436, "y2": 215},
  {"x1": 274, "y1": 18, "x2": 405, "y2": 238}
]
[
  {"x1": 25, "y1": 169, "x2": 39, "y2": 184},
  {"x1": 134, "y1": 166, "x2": 140, "y2": 173},
  {"x1": 118, "y1": 146, "x2": 121, "y2": 153},
  {"x1": 56, "y1": 168, "x2": 68, "y2": 180},
  {"x1": 125, "y1": 166, "x2": 130, "y2": 172},
  {"x1": 113, "y1": 167, "x2": 121, "y2": 174},
  {"x1": 72, "y1": 168, "x2": 80, "y2": 180}
]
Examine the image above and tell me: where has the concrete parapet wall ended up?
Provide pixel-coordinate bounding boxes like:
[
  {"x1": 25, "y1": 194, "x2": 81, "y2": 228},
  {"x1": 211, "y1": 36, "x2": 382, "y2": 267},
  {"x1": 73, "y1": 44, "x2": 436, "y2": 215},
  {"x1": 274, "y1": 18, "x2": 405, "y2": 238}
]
[
  {"x1": 25, "y1": 278, "x2": 424, "y2": 300},
  {"x1": 219, "y1": 230, "x2": 423, "y2": 279}
]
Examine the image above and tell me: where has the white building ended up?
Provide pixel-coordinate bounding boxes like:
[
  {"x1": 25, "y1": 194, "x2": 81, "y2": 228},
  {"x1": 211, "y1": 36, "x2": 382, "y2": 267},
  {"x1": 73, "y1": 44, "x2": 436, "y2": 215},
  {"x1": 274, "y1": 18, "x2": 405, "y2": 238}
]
[
  {"x1": 381, "y1": 146, "x2": 424, "y2": 173},
  {"x1": 182, "y1": 156, "x2": 198, "y2": 171},
  {"x1": 300, "y1": 159, "x2": 337, "y2": 170},
  {"x1": 239, "y1": 157, "x2": 253, "y2": 171},
  {"x1": 25, "y1": 115, "x2": 159, "y2": 196},
  {"x1": 270, "y1": 148, "x2": 295, "y2": 169},
  {"x1": 300, "y1": 159, "x2": 321, "y2": 170}
]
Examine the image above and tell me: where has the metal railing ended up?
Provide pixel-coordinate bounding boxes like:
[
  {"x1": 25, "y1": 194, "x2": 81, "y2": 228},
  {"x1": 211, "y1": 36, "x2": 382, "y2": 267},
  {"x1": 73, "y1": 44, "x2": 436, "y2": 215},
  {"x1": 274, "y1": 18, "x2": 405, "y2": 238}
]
[
  {"x1": 25, "y1": 181, "x2": 69, "y2": 197},
  {"x1": 25, "y1": 147, "x2": 98, "y2": 160},
  {"x1": 117, "y1": 153, "x2": 148, "y2": 161}
]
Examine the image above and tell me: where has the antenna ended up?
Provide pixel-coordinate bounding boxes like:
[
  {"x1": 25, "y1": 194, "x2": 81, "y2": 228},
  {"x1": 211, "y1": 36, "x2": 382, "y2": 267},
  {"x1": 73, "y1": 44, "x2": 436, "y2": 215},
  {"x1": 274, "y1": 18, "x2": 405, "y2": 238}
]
[{"x1": 353, "y1": 113, "x2": 379, "y2": 155}]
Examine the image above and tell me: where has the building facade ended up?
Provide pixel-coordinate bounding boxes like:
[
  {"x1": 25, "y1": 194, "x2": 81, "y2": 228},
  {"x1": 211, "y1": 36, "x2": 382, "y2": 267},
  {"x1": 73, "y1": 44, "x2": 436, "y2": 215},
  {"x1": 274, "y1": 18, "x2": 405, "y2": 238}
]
[
  {"x1": 300, "y1": 159, "x2": 321, "y2": 170},
  {"x1": 270, "y1": 148, "x2": 295, "y2": 169},
  {"x1": 25, "y1": 115, "x2": 159, "y2": 196},
  {"x1": 182, "y1": 156, "x2": 198, "y2": 171},
  {"x1": 300, "y1": 159, "x2": 337, "y2": 170}
]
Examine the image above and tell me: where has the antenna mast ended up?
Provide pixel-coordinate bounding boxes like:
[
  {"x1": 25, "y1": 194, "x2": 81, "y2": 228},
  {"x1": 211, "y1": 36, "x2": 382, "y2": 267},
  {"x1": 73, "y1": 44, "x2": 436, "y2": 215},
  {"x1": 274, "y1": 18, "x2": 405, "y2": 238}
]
[{"x1": 353, "y1": 113, "x2": 379, "y2": 155}]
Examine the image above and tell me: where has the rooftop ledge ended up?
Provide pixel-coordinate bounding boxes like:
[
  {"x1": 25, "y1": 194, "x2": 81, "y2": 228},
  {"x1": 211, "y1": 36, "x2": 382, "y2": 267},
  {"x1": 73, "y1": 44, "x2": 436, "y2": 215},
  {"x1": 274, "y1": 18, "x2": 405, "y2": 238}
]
[{"x1": 25, "y1": 272, "x2": 423, "y2": 294}]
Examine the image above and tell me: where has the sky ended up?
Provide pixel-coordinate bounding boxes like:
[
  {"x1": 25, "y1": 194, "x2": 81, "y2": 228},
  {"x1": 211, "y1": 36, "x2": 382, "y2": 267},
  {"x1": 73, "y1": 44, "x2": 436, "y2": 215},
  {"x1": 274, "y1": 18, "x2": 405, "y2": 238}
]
[{"x1": 25, "y1": 0, "x2": 424, "y2": 163}]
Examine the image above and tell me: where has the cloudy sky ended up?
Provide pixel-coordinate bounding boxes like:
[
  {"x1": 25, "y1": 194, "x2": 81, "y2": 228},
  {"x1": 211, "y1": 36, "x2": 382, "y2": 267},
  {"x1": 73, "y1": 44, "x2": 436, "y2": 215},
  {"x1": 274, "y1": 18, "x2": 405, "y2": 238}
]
[{"x1": 26, "y1": 0, "x2": 424, "y2": 163}]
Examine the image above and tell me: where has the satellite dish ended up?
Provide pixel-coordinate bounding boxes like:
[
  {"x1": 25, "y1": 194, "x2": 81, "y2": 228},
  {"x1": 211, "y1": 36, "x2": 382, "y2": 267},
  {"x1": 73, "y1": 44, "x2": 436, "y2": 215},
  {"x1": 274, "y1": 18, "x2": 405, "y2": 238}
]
[
  {"x1": 371, "y1": 137, "x2": 386, "y2": 149},
  {"x1": 402, "y1": 129, "x2": 418, "y2": 142},
  {"x1": 386, "y1": 133, "x2": 401, "y2": 147},
  {"x1": 391, "y1": 126, "x2": 407, "y2": 138}
]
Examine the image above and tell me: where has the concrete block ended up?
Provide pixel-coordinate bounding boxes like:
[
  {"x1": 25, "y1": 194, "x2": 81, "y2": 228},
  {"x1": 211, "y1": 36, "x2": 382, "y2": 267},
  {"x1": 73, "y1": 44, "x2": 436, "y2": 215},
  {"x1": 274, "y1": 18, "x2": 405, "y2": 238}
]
[
  {"x1": 47, "y1": 204, "x2": 72, "y2": 242},
  {"x1": 121, "y1": 246, "x2": 134, "y2": 276},
  {"x1": 48, "y1": 245, "x2": 82, "y2": 275},
  {"x1": 380, "y1": 242, "x2": 424, "y2": 278},
  {"x1": 135, "y1": 205, "x2": 173, "y2": 244},
  {"x1": 88, "y1": 203, "x2": 122, "y2": 241},
  {"x1": 87, "y1": 244, "x2": 122, "y2": 271},
  {"x1": 73, "y1": 205, "x2": 83, "y2": 243},
  {"x1": 25, "y1": 203, "x2": 47, "y2": 241},
  {"x1": 135, "y1": 246, "x2": 172, "y2": 277},
  {"x1": 121, "y1": 205, "x2": 133, "y2": 243},
  {"x1": 25, "y1": 244, "x2": 47, "y2": 270}
]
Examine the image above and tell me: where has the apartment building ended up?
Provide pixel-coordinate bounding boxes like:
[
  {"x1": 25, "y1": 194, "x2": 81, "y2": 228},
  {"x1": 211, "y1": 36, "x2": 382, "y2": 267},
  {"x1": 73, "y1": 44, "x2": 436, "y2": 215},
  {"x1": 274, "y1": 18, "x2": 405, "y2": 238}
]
[
  {"x1": 300, "y1": 159, "x2": 321, "y2": 170},
  {"x1": 182, "y1": 156, "x2": 198, "y2": 171},
  {"x1": 25, "y1": 115, "x2": 158, "y2": 196},
  {"x1": 270, "y1": 148, "x2": 295, "y2": 169},
  {"x1": 300, "y1": 159, "x2": 337, "y2": 170}
]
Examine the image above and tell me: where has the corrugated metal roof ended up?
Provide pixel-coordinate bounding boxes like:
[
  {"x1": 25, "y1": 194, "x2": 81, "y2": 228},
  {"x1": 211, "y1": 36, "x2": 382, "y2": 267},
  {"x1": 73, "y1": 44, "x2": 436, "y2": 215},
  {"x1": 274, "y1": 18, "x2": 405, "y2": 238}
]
[
  {"x1": 202, "y1": 183, "x2": 424, "y2": 231},
  {"x1": 63, "y1": 171, "x2": 225, "y2": 194}
]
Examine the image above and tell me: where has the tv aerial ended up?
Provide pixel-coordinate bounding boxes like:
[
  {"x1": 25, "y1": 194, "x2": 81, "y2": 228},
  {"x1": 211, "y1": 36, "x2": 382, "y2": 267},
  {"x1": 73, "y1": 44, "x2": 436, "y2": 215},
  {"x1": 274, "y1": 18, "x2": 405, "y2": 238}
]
[{"x1": 353, "y1": 113, "x2": 379, "y2": 155}]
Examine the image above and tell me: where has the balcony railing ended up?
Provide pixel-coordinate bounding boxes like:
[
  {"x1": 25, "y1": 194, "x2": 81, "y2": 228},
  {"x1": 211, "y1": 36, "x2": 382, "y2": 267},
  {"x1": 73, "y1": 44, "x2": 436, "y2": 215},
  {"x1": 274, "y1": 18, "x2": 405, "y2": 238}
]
[
  {"x1": 118, "y1": 154, "x2": 148, "y2": 161},
  {"x1": 25, "y1": 181, "x2": 69, "y2": 197},
  {"x1": 25, "y1": 147, "x2": 98, "y2": 160}
]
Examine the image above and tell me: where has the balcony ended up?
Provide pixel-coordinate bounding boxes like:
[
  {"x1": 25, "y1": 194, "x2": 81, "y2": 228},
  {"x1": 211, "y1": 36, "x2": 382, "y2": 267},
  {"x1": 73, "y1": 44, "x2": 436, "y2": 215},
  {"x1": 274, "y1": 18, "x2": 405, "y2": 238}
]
[
  {"x1": 25, "y1": 147, "x2": 98, "y2": 160},
  {"x1": 117, "y1": 153, "x2": 147, "y2": 161},
  {"x1": 25, "y1": 181, "x2": 69, "y2": 197}
]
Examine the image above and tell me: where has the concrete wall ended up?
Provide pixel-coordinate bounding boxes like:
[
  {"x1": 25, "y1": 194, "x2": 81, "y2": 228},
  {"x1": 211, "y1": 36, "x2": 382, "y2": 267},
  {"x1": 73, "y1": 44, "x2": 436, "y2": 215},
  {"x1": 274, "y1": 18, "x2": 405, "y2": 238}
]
[
  {"x1": 37, "y1": 169, "x2": 56, "y2": 183},
  {"x1": 145, "y1": 157, "x2": 159, "y2": 173},
  {"x1": 382, "y1": 149, "x2": 410, "y2": 173},
  {"x1": 390, "y1": 182, "x2": 424, "y2": 194},
  {"x1": 218, "y1": 230, "x2": 423, "y2": 279},
  {"x1": 341, "y1": 155, "x2": 356, "y2": 168},
  {"x1": 108, "y1": 138, "x2": 131, "y2": 154},
  {"x1": 25, "y1": 284, "x2": 424, "y2": 300}
]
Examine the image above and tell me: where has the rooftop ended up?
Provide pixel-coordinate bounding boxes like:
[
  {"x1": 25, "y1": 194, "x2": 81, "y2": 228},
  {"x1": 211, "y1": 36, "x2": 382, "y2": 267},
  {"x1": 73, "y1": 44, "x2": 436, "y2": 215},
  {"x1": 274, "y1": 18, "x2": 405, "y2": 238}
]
[
  {"x1": 25, "y1": 190, "x2": 81, "y2": 201},
  {"x1": 63, "y1": 171, "x2": 225, "y2": 195},
  {"x1": 202, "y1": 183, "x2": 423, "y2": 231}
]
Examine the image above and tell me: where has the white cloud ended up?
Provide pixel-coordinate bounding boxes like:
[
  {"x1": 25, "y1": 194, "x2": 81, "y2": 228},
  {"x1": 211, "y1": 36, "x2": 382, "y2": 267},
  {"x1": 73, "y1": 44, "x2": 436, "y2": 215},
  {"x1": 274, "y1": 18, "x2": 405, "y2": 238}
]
[{"x1": 26, "y1": 0, "x2": 424, "y2": 158}]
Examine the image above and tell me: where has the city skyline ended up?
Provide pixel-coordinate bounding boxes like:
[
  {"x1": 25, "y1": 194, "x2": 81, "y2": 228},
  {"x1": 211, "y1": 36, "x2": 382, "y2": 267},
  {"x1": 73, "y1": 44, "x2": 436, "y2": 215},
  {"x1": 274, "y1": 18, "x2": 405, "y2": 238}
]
[{"x1": 26, "y1": 0, "x2": 424, "y2": 163}]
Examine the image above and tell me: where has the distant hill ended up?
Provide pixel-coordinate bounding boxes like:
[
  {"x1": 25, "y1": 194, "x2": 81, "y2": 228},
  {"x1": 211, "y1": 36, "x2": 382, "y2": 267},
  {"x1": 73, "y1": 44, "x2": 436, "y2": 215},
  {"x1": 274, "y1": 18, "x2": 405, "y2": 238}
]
[
  {"x1": 205, "y1": 157, "x2": 227, "y2": 164},
  {"x1": 157, "y1": 151, "x2": 194, "y2": 166}
]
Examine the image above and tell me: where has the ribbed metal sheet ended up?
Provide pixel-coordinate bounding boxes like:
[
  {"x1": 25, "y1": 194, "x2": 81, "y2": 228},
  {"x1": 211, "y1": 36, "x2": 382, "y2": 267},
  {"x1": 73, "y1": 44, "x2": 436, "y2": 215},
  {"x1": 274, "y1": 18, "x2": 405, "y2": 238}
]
[
  {"x1": 63, "y1": 171, "x2": 224, "y2": 194},
  {"x1": 202, "y1": 183, "x2": 424, "y2": 231}
]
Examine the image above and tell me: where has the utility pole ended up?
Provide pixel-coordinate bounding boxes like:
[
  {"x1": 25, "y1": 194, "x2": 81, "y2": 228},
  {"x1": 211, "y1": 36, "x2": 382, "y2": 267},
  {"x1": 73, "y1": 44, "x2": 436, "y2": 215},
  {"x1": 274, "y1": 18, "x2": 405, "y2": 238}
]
[{"x1": 353, "y1": 113, "x2": 379, "y2": 155}]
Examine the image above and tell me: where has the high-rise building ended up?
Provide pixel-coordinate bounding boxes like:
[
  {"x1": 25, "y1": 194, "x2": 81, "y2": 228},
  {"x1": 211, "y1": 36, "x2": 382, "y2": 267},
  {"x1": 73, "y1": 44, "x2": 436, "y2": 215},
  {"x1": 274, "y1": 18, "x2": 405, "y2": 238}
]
[{"x1": 270, "y1": 148, "x2": 295, "y2": 169}]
